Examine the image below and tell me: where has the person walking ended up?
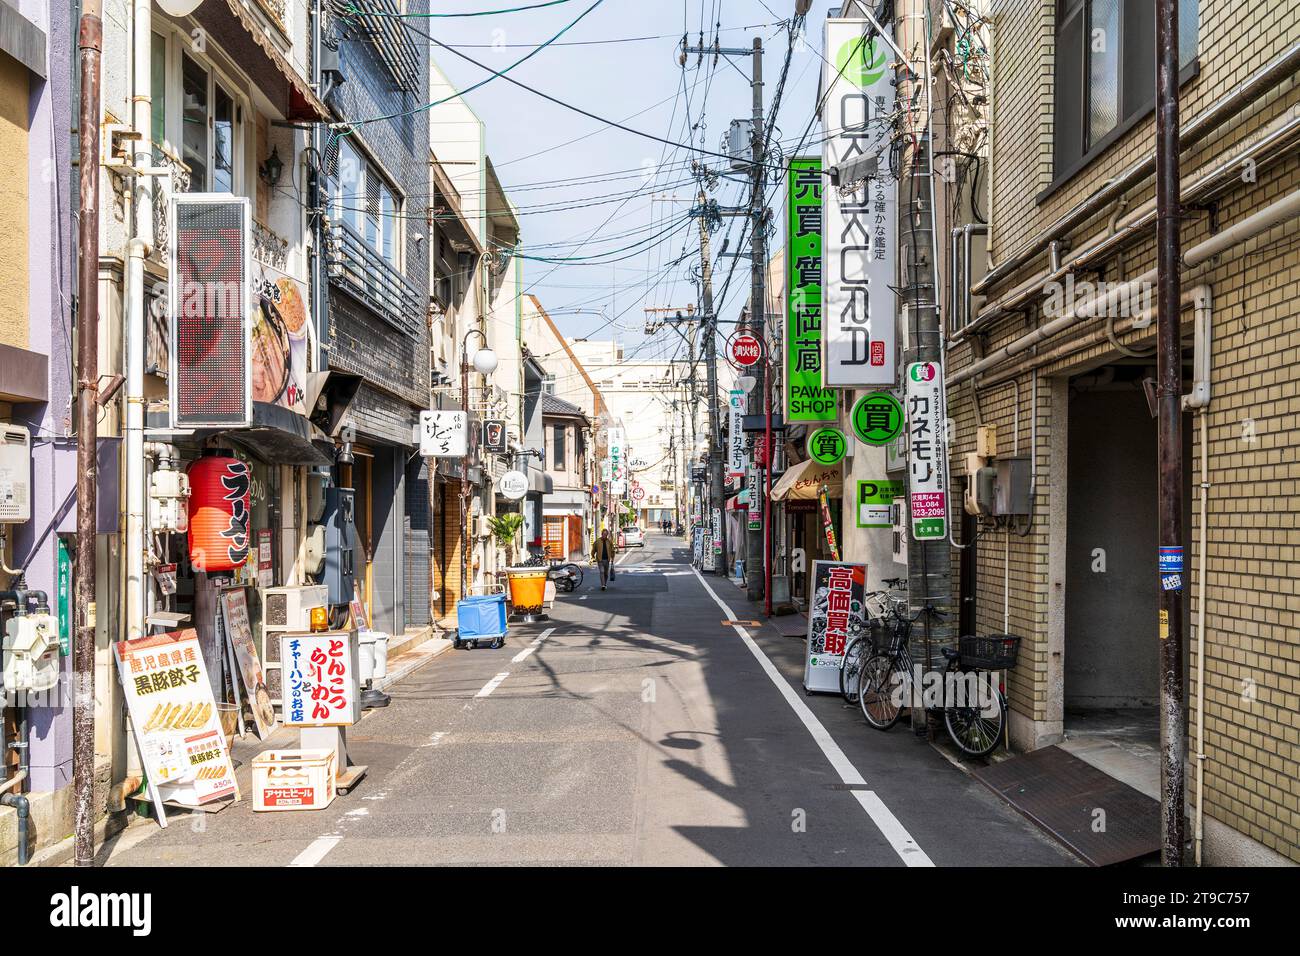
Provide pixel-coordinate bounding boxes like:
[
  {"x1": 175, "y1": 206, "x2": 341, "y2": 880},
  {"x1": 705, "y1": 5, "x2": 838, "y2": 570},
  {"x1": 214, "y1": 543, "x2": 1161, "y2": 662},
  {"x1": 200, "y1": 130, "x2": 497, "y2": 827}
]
[{"x1": 592, "y1": 528, "x2": 617, "y2": 590}]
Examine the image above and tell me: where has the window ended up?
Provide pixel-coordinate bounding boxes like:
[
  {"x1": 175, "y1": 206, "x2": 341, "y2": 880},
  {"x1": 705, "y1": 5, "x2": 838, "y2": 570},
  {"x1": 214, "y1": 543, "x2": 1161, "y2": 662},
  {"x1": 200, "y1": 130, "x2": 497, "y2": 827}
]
[
  {"x1": 552, "y1": 425, "x2": 566, "y2": 471},
  {"x1": 542, "y1": 374, "x2": 556, "y2": 395},
  {"x1": 151, "y1": 32, "x2": 247, "y2": 194},
  {"x1": 1053, "y1": 0, "x2": 1198, "y2": 181},
  {"x1": 333, "y1": 143, "x2": 401, "y2": 268}
]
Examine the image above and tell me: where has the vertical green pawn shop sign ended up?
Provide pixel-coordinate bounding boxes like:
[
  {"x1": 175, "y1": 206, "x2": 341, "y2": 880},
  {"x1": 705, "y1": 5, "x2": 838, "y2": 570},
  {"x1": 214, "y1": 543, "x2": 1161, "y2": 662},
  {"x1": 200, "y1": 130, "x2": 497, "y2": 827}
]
[{"x1": 786, "y1": 156, "x2": 836, "y2": 422}]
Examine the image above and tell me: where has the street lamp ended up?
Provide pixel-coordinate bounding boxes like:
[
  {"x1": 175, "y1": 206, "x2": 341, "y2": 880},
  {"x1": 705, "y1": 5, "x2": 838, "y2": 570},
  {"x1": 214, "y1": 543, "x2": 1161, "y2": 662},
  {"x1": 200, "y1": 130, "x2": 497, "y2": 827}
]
[{"x1": 460, "y1": 327, "x2": 495, "y2": 598}]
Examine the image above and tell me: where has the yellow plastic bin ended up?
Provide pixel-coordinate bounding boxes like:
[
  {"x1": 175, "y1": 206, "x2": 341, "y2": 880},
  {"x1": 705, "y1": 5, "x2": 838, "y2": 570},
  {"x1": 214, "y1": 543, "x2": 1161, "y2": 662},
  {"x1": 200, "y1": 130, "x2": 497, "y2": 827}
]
[{"x1": 506, "y1": 567, "x2": 549, "y2": 622}]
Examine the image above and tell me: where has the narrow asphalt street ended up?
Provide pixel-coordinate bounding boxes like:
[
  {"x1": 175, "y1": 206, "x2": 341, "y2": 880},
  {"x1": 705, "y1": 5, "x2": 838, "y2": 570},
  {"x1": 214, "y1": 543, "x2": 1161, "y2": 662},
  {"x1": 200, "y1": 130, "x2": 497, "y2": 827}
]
[{"x1": 104, "y1": 534, "x2": 1075, "y2": 867}]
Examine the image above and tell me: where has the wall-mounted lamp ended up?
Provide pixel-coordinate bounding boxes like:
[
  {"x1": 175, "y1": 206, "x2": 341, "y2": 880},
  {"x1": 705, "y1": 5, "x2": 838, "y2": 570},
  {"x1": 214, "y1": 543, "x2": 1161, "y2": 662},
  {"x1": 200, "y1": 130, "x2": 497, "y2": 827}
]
[{"x1": 259, "y1": 146, "x2": 284, "y2": 187}]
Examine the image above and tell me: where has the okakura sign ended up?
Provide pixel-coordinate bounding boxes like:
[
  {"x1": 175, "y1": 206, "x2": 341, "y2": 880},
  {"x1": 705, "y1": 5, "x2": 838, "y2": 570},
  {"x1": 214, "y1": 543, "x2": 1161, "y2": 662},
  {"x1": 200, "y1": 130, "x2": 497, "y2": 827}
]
[
  {"x1": 786, "y1": 156, "x2": 836, "y2": 422},
  {"x1": 821, "y1": 19, "x2": 898, "y2": 388}
]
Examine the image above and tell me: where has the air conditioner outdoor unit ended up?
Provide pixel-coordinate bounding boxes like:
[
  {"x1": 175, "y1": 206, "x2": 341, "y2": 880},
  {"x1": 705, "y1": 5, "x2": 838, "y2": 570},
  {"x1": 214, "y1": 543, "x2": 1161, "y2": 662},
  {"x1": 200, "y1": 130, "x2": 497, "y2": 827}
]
[{"x1": 260, "y1": 585, "x2": 328, "y2": 707}]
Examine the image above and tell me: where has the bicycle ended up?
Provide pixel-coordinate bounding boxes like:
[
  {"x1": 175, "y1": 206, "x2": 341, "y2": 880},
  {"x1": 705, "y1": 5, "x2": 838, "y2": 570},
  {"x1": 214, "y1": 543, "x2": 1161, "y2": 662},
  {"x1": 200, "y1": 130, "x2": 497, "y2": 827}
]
[
  {"x1": 857, "y1": 605, "x2": 1018, "y2": 759},
  {"x1": 839, "y1": 578, "x2": 908, "y2": 704}
]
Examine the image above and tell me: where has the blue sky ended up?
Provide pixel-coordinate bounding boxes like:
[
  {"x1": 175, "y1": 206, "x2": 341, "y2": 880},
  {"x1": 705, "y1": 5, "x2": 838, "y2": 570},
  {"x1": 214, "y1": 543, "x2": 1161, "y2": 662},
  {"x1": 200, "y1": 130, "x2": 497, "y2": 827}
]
[{"x1": 425, "y1": 0, "x2": 836, "y2": 361}]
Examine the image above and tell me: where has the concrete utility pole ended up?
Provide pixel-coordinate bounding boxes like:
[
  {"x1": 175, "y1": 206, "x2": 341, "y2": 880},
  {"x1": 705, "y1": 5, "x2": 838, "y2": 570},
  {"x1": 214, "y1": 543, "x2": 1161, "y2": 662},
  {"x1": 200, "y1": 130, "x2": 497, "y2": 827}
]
[
  {"x1": 1154, "y1": 0, "x2": 1186, "y2": 867},
  {"x1": 897, "y1": 0, "x2": 955, "y2": 735},
  {"x1": 697, "y1": 190, "x2": 726, "y2": 574},
  {"x1": 74, "y1": 0, "x2": 103, "y2": 868},
  {"x1": 745, "y1": 36, "x2": 767, "y2": 602}
]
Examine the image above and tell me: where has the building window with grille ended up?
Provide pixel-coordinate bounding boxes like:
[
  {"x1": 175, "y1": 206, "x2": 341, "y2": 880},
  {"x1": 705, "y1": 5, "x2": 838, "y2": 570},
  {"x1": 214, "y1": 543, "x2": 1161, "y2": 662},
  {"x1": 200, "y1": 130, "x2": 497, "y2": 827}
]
[
  {"x1": 335, "y1": 140, "x2": 401, "y2": 269},
  {"x1": 1052, "y1": 0, "x2": 1198, "y2": 186}
]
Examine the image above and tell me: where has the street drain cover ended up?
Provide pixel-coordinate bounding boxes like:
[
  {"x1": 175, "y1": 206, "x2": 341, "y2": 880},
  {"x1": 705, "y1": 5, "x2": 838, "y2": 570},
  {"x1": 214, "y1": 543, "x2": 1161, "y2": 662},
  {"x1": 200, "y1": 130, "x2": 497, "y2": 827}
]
[
  {"x1": 722, "y1": 620, "x2": 762, "y2": 627},
  {"x1": 973, "y1": 745, "x2": 1160, "y2": 866}
]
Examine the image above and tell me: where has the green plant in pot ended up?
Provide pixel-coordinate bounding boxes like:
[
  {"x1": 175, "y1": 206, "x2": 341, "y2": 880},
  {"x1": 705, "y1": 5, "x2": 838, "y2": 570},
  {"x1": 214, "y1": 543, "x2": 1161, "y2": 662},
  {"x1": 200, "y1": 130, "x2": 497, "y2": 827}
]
[{"x1": 487, "y1": 512, "x2": 525, "y2": 567}]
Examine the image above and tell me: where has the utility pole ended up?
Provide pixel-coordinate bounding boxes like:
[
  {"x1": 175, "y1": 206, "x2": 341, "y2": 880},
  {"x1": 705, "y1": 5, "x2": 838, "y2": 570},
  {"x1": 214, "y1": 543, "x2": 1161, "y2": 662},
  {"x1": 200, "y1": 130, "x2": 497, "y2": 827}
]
[
  {"x1": 74, "y1": 0, "x2": 103, "y2": 868},
  {"x1": 745, "y1": 36, "x2": 767, "y2": 602},
  {"x1": 697, "y1": 189, "x2": 726, "y2": 574},
  {"x1": 897, "y1": 0, "x2": 955, "y2": 736},
  {"x1": 1154, "y1": 0, "x2": 1186, "y2": 867}
]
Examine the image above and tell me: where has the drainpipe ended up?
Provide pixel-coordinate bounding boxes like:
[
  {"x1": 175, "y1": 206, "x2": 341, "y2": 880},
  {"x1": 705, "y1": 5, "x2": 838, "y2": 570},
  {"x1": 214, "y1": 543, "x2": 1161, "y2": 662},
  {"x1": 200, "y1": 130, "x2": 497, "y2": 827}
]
[
  {"x1": 971, "y1": 39, "x2": 1300, "y2": 299},
  {"x1": 949, "y1": 187, "x2": 1300, "y2": 387},
  {"x1": 0, "y1": 709, "x2": 30, "y2": 865},
  {"x1": 1179, "y1": 286, "x2": 1213, "y2": 866}
]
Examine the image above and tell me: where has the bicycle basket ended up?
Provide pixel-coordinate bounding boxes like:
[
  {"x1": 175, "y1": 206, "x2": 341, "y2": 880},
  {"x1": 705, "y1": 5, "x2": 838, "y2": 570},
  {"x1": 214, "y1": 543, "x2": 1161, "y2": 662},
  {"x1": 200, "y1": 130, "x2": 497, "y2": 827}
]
[{"x1": 958, "y1": 634, "x2": 1021, "y2": 670}]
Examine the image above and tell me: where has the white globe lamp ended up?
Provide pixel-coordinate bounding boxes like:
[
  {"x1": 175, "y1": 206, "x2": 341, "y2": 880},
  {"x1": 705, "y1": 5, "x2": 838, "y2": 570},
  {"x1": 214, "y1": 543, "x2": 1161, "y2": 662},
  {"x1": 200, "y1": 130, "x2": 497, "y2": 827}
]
[{"x1": 471, "y1": 347, "x2": 498, "y2": 376}]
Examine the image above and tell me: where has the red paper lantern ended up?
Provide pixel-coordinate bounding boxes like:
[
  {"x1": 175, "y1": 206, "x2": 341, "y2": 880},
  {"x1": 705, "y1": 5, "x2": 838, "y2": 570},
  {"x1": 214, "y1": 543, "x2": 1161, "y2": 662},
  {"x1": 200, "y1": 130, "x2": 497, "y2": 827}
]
[{"x1": 187, "y1": 455, "x2": 252, "y2": 572}]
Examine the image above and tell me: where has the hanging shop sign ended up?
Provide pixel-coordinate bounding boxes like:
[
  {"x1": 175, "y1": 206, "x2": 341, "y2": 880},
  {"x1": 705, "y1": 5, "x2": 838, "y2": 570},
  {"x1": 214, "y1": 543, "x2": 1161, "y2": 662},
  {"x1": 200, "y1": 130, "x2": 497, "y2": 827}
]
[
  {"x1": 786, "y1": 156, "x2": 836, "y2": 422},
  {"x1": 281, "y1": 631, "x2": 359, "y2": 727},
  {"x1": 483, "y1": 419, "x2": 507, "y2": 454},
  {"x1": 114, "y1": 629, "x2": 239, "y2": 807},
  {"x1": 856, "y1": 479, "x2": 904, "y2": 529},
  {"x1": 850, "y1": 391, "x2": 904, "y2": 446},
  {"x1": 712, "y1": 506, "x2": 723, "y2": 571},
  {"x1": 420, "y1": 410, "x2": 467, "y2": 458},
  {"x1": 219, "y1": 589, "x2": 276, "y2": 739},
  {"x1": 822, "y1": 19, "x2": 898, "y2": 388},
  {"x1": 498, "y1": 470, "x2": 529, "y2": 500},
  {"x1": 728, "y1": 390, "x2": 747, "y2": 476},
  {"x1": 807, "y1": 426, "x2": 848, "y2": 466},
  {"x1": 187, "y1": 455, "x2": 251, "y2": 573},
  {"x1": 252, "y1": 264, "x2": 310, "y2": 415},
  {"x1": 905, "y1": 361, "x2": 948, "y2": 540},
  {"x1": 727, "y1": 331, "x2": 765, "y2": 369},
  {"x1": 746, "y1": 466, "x2": 762, "y2": 531},
  {"x1": 802, "y1": 560, "x2": 867, "y2": 693}
]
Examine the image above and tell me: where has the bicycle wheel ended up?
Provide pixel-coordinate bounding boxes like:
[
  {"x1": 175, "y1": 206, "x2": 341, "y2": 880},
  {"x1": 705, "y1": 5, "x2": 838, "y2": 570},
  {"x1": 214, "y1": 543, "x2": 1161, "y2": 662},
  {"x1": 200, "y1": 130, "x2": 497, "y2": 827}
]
[
  {"x1": 839, "y1": 636, "x2": 868, "y2": 703},
  {"x1": 943, "y1": 674, "x2": 1006, "y2": 758},
  {"x1": 561, "y1": 563, "x2": 584, "y2": 589},
  {"x1": 859, "y1": 653, "x2": 906, "y2": 730}
]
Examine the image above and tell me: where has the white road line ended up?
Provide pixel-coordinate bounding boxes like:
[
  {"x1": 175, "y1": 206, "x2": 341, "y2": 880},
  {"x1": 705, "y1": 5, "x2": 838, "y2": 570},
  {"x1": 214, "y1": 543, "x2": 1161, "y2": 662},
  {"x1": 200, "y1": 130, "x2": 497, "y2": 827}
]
[
  {"x1": 689, "y1": 565, "x2": 934, "y2": 867},
  {"x1": 288, "y1": 835, "x2": 341, "y2": 868},
  {"x1": 475, "y1": 671, "x2": 511, "y2": 698},
  {"x1": 615, "y1": 550, "x2": 632, "y2": 565},
  {"x1": 513, "y1": 627, "x2": 554, "y2": 662}
]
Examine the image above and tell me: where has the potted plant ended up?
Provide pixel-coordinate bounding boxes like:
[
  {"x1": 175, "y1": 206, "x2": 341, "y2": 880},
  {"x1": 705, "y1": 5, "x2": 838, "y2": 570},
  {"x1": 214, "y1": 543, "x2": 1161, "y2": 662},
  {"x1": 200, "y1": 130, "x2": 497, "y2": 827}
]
[{"x1": 487, "y1": 512, "x2": 525, "y2": 568}]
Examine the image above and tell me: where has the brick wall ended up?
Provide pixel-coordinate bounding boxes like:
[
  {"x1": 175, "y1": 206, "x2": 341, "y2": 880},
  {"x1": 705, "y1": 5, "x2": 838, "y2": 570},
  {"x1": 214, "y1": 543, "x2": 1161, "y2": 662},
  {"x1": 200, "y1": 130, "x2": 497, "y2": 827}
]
[{"x1": 949, "y1": 0, "x2": 1300, "y2": 860}]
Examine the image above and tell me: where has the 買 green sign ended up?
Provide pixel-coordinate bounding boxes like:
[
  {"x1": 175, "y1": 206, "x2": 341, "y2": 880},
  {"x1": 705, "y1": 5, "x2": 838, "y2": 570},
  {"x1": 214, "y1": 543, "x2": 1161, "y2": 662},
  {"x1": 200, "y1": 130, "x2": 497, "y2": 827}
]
[
  {"x1": 786, "y1": 156, "x2": 836, "y2": 423},
  {"x1": 850, "y1": 391, "x2": 904, "y2": 446},
  {"x1": 807, "y1": 426, "x2": 847, "y2": 466}
]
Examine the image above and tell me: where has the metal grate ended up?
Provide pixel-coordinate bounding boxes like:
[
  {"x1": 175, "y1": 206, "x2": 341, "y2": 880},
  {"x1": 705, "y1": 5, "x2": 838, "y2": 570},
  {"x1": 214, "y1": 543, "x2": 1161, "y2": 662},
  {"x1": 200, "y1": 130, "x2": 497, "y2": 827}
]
[
  {"x1": 171, "y1": 198, "x2": 249, "y2": 426},
  {"x1": 335, "y1": 0, "x2": 420, "y2": 93}
]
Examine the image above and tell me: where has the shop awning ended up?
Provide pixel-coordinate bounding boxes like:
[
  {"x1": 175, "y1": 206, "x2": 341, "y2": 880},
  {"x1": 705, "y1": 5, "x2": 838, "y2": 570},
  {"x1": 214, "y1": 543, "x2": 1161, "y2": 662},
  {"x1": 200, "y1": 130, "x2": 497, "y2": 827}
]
[
  {"x1": 227, "y1": 402, "x2": 335, "y2": 466},
  {"x1": 195, "y1": 0, "x2": 330, "y2": 122},
  {"x1": 770, "y1": 459, "x2": 842, "y2": 501}
]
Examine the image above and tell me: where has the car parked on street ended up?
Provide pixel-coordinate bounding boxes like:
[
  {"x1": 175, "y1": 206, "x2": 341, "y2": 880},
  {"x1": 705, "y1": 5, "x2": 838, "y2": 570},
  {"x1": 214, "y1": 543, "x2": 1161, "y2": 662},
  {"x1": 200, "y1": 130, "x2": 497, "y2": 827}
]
[{"x1": 620, "y1": 527, "x2": 645, "y2": 548}]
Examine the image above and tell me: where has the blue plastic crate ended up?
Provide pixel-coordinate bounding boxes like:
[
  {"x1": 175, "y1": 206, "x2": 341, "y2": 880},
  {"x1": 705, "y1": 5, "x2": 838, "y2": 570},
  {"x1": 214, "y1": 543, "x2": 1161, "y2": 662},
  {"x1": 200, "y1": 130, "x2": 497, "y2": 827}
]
[{"x1": 455, "y1": 594, "x2": 508, "y2": 640}]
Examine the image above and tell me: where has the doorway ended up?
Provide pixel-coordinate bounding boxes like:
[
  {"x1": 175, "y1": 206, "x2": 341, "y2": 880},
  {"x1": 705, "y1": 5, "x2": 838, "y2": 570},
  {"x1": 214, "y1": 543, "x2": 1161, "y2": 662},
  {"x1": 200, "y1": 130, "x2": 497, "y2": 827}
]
[{"x1": 1062, "y1": 361, "x2": 1190, "y2": 795}]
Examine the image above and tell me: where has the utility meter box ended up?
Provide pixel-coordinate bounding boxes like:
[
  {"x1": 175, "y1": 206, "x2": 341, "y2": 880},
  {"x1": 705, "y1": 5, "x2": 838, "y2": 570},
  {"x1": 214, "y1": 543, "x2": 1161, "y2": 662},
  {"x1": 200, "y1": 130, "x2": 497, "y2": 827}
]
[
  {"x1": 0, "y1": 423, "x2": 32, "y2": 523},
  {"x1": 149, "y1": 468, "x2": 191, "y2": 532},
  {"x1": 3, "y1": 612, "x2": 59, "y2": 693},
  {"x1": 321, "y1": 487, "x2": 356, "y2": 607},
  {"x1": 993, "y1": 457, "x2": 1032, "y2": 516}
]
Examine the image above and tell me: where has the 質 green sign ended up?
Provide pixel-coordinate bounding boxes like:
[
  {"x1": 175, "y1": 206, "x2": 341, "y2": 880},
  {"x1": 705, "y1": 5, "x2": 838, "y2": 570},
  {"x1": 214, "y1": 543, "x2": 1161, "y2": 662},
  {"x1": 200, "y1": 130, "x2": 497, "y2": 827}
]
[{"x1": 807, "y1": 426, "x2": 847, "y2": 466}]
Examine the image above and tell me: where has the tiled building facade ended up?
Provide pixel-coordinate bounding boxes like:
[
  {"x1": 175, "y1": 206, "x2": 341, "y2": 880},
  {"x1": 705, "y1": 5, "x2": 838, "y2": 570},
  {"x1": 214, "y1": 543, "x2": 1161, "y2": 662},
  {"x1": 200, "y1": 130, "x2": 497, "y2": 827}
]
[{"x1": 943, "y1": 0, "x2": 1300, "y2": 863}]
